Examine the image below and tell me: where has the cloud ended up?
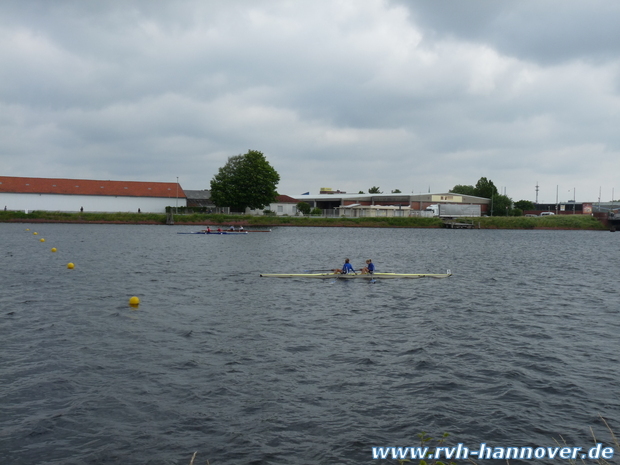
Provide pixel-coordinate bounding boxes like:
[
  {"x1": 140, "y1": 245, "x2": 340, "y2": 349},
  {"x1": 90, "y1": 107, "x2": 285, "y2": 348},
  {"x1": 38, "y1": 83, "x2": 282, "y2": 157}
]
[
  {"x1": 0, "y1": 0, "x2": 619, "y2": 202},
  {"x1": 394, "y1": 0, "x2": 620, "y2": 65}
]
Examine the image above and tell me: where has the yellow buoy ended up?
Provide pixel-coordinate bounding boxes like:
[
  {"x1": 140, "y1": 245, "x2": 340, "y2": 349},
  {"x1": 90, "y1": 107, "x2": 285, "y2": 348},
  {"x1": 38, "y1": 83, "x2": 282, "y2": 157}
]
[
  {"x1": 33, "y1": 232, "x2": 38, "y2": 235},
  {"x1": 51, "y1": 247, "x2": 57, "y2": 252},
  {"x1": 129, "y1": 296, "x2": 140, "y2": 307},
  {"x1": 67, "y1": 262, "x2": 75, "y2": 269},
  {"x1": 40, "y1": 238, "x2": 45, "y2": 242},
  {"x1": 26, "y1": 228, "x2": 30, "y2": 231}
]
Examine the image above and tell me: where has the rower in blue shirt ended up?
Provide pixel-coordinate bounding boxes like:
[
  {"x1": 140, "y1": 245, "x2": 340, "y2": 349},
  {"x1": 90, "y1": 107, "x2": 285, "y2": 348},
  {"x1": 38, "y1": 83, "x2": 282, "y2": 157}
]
[
  {"x1": 334, "y1": 258, "x2": 356, "y2": 275},
  {"x1": 361, "y1": 259, "x2": 375, "y2": 274}
]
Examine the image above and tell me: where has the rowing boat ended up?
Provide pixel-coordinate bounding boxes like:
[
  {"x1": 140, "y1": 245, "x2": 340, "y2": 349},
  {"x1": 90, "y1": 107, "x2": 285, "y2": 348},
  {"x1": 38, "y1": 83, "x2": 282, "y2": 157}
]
[
  {"x1": 260, "y1": 272, "x2": 452, "y2": 279},
  {"x1": 177, "y1": 231, "x2": 248, "y2": 235}
]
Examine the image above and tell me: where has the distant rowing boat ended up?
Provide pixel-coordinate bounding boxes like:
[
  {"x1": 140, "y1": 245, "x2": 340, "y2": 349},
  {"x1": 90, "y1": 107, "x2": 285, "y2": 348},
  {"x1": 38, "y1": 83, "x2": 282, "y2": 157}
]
[
  {"x1": 260, "y1": 272, "x2": 452, "y2": 279},
  {"x1": 177, "y1": 231, "x2": 248, "y2": 235},
  {"x1": 177, "y1": 229, "x2": 271, "y2": 234}
]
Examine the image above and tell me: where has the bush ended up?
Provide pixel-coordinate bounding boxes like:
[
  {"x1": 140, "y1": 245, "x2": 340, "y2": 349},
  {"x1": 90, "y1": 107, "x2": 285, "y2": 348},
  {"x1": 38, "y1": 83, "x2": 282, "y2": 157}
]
[
  {"x1": 165, "y1": 206, "x2": 212, "y2": 214},
  {"x1": 296, "y1": 202, "x2": 311, "y2": 215}
]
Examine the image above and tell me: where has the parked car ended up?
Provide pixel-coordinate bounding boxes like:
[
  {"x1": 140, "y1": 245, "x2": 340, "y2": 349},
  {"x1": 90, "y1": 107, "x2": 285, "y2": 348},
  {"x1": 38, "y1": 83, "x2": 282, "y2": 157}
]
[{"x1": 540, "y1": 212, "x2": 555, "y2": 216}]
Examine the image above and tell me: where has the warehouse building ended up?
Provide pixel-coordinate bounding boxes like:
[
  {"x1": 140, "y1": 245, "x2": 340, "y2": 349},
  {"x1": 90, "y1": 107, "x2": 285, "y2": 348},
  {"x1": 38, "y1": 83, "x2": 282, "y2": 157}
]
[
  {"x1": 292, "y1": 192, "x2": 491, "y2": 216},
  {"x1": 0, "y1": 176, "x2": 186, "y2": 213}
]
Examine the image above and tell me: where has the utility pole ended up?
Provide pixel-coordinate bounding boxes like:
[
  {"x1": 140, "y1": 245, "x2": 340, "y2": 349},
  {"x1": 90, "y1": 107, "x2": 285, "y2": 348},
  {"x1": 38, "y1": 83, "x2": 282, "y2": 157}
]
[{"x1": 535, "y1": 182, "x2": 539, "y2": 204}]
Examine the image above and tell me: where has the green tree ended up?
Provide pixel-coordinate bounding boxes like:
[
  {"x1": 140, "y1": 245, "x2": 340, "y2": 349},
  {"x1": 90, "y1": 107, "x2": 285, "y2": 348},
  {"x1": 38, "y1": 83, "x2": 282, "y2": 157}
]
[
  {"x1": 391, "y1": 189, "x2": 402, "y2": 193},
  {"x1": 450, "y1": 184, "x2": 476, "y2": 196},
  {"x1": 368, "y1": 186, "x2": 382, "y2": 194},
  {"x1": 296, "y1": 201, "x2": 311, "y2": 215},
  {"x1": 358, "y1": 191, "x2": 365, "y2": 194},
  {"x1": 210, "y1": 150, "x2": 280, "y2": 212},
  {"x1": 474, "y1": 177, "x2": 498, "y2": 199},
  {"x1": 490, "y1": 194, "x2": 513, "y2": 216},
  {"x1": 514, "y1": 200, "x2": 535, "y2": 211}
]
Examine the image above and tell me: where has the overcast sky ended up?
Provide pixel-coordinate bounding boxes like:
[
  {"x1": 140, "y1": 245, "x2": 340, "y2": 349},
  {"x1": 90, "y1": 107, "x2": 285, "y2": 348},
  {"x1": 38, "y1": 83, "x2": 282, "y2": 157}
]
[{"x1": 2, "y1": 0, "x2": 619, "y2": 203}]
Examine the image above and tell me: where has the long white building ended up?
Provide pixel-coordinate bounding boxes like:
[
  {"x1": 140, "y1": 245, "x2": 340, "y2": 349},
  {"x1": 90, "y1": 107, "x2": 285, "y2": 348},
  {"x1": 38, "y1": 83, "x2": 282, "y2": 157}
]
[
  {"x1": 0, "y1": 176, "x2": 187, "y2": 213},
  {"x1": 292, "y1": 192, "x2": 491, "y2": 216}
]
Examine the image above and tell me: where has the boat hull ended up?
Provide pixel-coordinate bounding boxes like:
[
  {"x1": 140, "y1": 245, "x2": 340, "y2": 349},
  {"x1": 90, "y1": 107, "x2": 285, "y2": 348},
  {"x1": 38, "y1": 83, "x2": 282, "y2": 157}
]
[
  {"x1": 177, "y1": 231, "x2": 248, "y2": 235},
  {"x1": 260, "y1": 272, "x2": 452, "y2": 279}
]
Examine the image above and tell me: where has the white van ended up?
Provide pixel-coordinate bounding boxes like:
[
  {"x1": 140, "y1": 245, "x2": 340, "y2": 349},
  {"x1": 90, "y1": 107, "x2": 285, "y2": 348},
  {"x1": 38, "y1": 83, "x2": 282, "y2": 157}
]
[{"x1": 540, "y1": 212, "x2": 555, "y2": 216}]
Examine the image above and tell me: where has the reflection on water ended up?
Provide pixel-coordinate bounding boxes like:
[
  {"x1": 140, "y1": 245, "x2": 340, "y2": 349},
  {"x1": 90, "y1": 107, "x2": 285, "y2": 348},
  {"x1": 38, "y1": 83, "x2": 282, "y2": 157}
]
[{"x1": 1, "y1": 223, "x2": 619, "y2": 464}]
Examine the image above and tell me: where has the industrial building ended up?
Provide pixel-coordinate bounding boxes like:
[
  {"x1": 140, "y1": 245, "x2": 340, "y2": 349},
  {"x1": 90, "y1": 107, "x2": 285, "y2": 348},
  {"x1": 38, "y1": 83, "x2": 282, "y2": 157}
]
[
  {"x1": 0, "y1": 176, "x2": 494, "y2": 217},
  {"x1": 0, "y1": 176, "x2": 186, "y2": 213},
  {"x1": 532, "y1": 202, "x2": 593, "y2": 215},
  {"x1": 292, "y1": 192, "x2": 491, "y2": 217}
]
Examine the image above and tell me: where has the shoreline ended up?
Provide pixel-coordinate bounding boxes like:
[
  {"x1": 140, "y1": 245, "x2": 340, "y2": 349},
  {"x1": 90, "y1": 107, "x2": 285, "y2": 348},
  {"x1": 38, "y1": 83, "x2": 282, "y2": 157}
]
[{"x1": 0, "y1": 212, "x2": 610, "y2": 230}]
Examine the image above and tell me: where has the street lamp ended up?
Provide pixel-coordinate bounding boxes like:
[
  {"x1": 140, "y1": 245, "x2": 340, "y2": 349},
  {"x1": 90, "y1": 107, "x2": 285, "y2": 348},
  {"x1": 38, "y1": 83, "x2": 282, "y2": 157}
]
[{"x1": 176, "y1": 177, "x2": 179, "y2": 214}]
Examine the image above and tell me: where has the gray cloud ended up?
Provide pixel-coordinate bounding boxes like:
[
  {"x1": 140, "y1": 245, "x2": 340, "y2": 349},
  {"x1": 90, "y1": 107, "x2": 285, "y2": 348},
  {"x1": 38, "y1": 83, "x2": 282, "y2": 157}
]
[
  {"x1": 394, "y1": 0, "x2": 620, "y2": 65},
  {"x1": 1, "y1": 0, "x2": 619, "y2": 203}
]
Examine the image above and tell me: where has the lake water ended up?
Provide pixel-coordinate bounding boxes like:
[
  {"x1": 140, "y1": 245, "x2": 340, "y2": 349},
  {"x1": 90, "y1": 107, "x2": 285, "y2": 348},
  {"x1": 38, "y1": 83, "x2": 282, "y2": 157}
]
[{"x1": 1, "y1": 223, "x2": 619, "y2": 464}]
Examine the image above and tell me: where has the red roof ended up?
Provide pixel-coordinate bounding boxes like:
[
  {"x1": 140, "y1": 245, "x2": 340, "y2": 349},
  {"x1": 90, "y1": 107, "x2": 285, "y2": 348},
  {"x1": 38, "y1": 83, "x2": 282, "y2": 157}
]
[
  {"x1": 0, "y1": 176, "x2": 186, "y2": 199},
  {"x1": 275, "y1": 195, "x2": 299, "y2": 204}
]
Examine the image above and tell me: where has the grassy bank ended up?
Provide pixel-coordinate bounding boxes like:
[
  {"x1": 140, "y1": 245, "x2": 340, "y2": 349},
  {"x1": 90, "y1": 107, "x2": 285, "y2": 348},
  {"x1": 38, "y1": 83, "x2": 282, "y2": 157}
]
[
  {"x1": 476, "y1": 214, "x2": 607, "y2": 230},
  {"x1": 0, "y1": 210, "x2": 444, "y2": 228},
  {"x1": 0, "y1": 210, "x2": 608, "y2": 230},
  {"x1": 0, "y1": 210, "x2": 168, "y2": 224}
]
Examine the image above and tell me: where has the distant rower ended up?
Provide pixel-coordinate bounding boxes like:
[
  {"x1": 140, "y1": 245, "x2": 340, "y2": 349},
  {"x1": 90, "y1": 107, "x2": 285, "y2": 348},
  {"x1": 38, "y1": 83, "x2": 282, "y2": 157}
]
[{"x1": 334, "y1": 258, "x2": 356, "y2": 275}]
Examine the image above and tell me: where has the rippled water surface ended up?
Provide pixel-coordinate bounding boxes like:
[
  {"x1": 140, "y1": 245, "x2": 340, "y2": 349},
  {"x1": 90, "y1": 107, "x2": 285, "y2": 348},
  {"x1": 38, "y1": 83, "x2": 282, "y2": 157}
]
[{"x1": 1, "y1": 223, "x2": 619, "y2": 464}]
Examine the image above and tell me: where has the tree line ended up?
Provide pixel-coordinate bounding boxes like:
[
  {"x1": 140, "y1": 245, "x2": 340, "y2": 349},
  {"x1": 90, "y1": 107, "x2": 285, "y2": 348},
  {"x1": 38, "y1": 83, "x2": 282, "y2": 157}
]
[
  {"x1": 207, "y1": 151, "x2": 534, "y2": 217},
  {"x1": 450, "y1": 177, "x2": 534, "y2": 216}
]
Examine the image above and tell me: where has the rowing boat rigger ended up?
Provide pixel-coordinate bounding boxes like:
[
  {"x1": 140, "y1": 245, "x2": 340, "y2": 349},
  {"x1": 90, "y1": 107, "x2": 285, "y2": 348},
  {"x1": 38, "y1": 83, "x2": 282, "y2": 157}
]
[{"x1": 259, "y1": 271, "x2": 452, "y2": 279}]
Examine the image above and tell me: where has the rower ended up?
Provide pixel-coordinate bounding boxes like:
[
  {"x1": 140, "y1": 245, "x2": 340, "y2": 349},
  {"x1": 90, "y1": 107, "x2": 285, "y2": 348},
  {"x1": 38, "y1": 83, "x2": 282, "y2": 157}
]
[
  {"x1": 334, "y1": 258, "x2": 356, "y2": 275},
  {"x1": 361, "y1": 259, "x2": 375, "y2": 274}
]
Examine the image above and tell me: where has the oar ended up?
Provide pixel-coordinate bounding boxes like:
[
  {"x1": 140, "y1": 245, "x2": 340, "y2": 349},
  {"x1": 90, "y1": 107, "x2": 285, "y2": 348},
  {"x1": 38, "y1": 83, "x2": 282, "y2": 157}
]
[{"x1": 302, "y1": 269, "x2": 360, "y2": 275}]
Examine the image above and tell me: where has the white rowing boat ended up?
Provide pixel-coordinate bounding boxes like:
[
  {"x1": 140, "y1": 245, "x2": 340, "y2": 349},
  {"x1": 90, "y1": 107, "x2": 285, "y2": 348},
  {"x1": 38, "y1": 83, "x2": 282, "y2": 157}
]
[
  {"x1": 177, "y1": 231, "x2": 248, "y2": 235},
  {"x1": 260, "y1": 271, "x2": 452, "y2": 279}
]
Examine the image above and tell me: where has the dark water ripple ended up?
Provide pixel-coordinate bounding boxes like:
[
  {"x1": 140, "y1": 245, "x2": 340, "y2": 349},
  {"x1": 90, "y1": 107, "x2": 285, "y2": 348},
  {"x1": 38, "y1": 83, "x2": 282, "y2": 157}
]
[{"x1": 1, "y1": 224, "x2": 620, "y2": 464}]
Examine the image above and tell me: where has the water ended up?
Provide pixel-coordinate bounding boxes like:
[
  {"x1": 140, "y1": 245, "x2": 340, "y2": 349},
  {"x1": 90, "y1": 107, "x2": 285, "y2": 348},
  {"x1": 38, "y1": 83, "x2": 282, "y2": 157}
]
[{"x1": 1, "y1": 223, "x2": 619, "y2": 464}]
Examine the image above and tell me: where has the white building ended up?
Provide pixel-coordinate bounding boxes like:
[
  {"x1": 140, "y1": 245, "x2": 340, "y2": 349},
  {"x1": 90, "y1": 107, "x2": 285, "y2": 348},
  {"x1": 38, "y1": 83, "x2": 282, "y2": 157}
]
[
  {"x1": 292, "y1": 192, "x2": 491, "y2": 216},
  {"x1": 0, "y1": 176, "x2": 187, "y2": 213},
  {"x1": 247, "y1": 195, "x2": 299, "y2": 216},
  {"x1": 337, "y1": 204, "x2": 412, "y2": 218}
]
